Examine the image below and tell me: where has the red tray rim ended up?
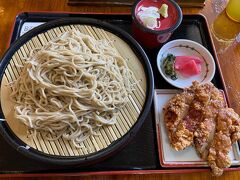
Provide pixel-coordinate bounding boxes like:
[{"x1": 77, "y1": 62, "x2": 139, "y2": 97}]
[{"x1": 1, "y1": 11, "x2": 235, "y2": 177}]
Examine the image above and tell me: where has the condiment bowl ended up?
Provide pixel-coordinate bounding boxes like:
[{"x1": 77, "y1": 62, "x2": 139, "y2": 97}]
[{"x1": 132, "y1": 0, "x2": 182, "y2": 48}]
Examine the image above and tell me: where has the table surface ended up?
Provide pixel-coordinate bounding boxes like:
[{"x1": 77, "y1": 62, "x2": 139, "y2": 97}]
[{"x1": 0, "y1": 0, "x2": 240, "y2": 179}]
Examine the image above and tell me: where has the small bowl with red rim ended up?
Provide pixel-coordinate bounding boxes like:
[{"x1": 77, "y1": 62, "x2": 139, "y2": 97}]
[{"x1": 132, "y1": 0, "x2": 182, "y2": 48}]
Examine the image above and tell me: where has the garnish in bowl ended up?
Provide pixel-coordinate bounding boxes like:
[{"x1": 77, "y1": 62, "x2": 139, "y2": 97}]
[
  {"x1": 175, "y1": 55, "x2": 203, "y2": 77},
  {"x1": 162, "y1": 53, "x2": 177, "y2": 80}
]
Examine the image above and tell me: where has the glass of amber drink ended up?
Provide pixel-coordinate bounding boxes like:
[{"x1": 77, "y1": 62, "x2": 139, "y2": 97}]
[{"x1": 226, "y1": 0, "x2": 240, "y2": 22}]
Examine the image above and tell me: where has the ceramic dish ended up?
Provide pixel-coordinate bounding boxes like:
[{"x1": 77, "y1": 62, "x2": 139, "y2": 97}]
[
  {"x1": 157, "y1": 39, "x2": 215, "y2": 89},
  {"x1": 154, "y1": 89, "x2": 240, "y2": 167}
]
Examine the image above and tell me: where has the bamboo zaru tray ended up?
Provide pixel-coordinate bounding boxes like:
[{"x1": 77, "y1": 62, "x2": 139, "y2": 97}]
[{"x1": 0, "y1": 18, "x2": 154, "y2": 165}]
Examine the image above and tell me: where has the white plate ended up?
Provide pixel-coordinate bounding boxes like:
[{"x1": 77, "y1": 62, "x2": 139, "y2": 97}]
[
  {"x1": 154, "y1": 89, "x2": 240, "y2": 167},
  {"x1": 157, "y1": 39, "x2": 216, "y2": 89}
]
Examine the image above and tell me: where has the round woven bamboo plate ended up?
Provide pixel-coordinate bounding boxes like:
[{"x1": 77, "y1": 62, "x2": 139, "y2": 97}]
[{"x1": 0, "y1": 18, "x2": 154, "y2": 165}]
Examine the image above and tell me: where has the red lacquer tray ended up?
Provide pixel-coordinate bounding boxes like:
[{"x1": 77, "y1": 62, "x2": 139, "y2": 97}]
[{"x1": 0, "y1": 12, "x2": 238, "y2": 177}]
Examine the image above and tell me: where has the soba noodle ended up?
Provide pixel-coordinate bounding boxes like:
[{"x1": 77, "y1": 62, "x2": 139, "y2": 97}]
[{"x1": 10, "y1": 30, "x2": 135, "y2": 148}]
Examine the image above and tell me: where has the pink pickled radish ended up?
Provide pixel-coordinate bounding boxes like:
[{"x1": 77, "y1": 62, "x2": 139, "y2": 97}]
[{"x1": 174, "y1": 56, "x2": 203, "y2": 77}]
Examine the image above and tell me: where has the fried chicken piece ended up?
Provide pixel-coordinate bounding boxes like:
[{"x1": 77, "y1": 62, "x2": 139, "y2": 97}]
[
  {"x1": 208, "y1": 108, "x2": 240, "y2": 176},
  {"x1": 194, "y1": 118, "x2": 216, "y2": 159},
  {"x1": 208, "y1": 131, "x2": 231, "y2": 176},
  {"x1": 163, "y1": 81, "x2": 240, "y2": 176},
  {"x1": 163, "y1": 91, "x2": 194, "y2": 150},
  {"x1": 194, "y1": 86, "x2": 226, "y2": 159},
  {"x1": 164, "y1": 81, "x2": 215, "y2": 151},
  {"x1": 172, "y1": 107, "x2": 202, "y2": 150}
]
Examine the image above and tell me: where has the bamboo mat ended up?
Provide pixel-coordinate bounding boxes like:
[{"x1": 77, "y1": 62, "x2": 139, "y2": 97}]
[{"x1": 0, "y1": 24, "x2": 147, "y2": 157}]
